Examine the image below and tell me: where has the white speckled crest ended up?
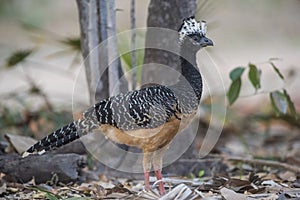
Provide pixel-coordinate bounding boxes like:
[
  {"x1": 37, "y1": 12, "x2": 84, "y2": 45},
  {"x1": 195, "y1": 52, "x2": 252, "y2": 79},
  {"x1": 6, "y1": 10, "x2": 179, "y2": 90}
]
[{"x1": 178, "y1": 17, "x2": 207, "y2": 44}]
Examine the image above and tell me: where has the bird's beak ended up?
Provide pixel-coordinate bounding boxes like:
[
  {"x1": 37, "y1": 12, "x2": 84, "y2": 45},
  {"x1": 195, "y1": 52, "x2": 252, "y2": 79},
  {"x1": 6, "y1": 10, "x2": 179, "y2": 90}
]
[{"x1": 200, "y1": 36, "x2": 214, "y2": 47}]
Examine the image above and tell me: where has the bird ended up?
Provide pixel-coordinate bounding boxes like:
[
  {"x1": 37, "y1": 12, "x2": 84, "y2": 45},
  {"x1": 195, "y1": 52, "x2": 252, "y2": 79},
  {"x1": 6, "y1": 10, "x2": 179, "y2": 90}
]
[{"x1": 23, "y1": 16, "x2": 213, "y2": 196}]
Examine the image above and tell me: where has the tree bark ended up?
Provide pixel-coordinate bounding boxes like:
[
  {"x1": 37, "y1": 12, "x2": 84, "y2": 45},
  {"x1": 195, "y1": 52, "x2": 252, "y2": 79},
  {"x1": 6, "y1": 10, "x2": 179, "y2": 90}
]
[
  {"x1": 0, "y1": 154, "x2": 85, "y2": 184},
  {"x1": 76, "y1": 0, "x2": 108, "y2": 103},
  {"x1": 130, "y1": 0, "x2": 137, "y2": 90},
  {"x1": 106, "y1": 0, "x2": 124, "y2": 96},
  {"x1": 142, "y1": 0, "x2": 197, "y2": 85},
  {"x1": 76, "y1": 0, "x2": 127, "y2": 103}
]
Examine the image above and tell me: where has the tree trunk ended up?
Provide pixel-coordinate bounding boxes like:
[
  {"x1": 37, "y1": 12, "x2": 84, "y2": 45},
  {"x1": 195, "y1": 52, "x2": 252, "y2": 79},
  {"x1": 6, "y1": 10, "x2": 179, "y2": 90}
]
[
  {"x1": 130, "y1": 0, "x2": 137, "y2": 90},
  {"x1": 76, "y1": 0, "x2": 127, "y2": 103},
  {"x1": 76, "y1": 0, "x2": 129, "y2": 172},
  {"x1": 142, "y1": 0, "x2": 197, "y2": 85},
  {"x1": 140, "y1": 0, "x2": 198, "y2": 168},
  {"x1": 106, "y1": 0, "x2": 124, "y2": 96},
  {"x1": 76, "y1": 0, "x2": 108, "y2": 103}
]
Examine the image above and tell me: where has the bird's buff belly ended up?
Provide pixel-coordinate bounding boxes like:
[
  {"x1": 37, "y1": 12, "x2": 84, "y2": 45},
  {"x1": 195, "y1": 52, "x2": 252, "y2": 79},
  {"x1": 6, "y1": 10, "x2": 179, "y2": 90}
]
[{"x1": 97, "y1": 113, "x2": 195, "y2": 152}]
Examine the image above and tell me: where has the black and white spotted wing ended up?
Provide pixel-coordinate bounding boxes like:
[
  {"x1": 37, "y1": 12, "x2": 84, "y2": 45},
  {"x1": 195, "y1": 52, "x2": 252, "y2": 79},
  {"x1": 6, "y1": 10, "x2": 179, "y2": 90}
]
[
  {"x1": 25, "y1": 85, "x2": 181, "y2": 155},
  {"x1": 83, "y1": 85, "x2": 180, "y2": 131}
]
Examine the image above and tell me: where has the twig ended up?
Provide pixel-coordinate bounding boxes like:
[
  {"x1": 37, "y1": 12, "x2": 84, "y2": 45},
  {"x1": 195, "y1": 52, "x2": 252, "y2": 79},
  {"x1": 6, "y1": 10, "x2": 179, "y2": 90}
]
[
  {"x1": 149, "y1": 177, "x2": 203, "y2": 186},
  {"x1": 130, "y1": 0, "x2": 136, "y2": 90},
  {"x1": 226, "y1": 156, "x2": 300, "y2": 174},
  {"x1": 178, "y1": 158, "x2": 222, "y2": 163}
]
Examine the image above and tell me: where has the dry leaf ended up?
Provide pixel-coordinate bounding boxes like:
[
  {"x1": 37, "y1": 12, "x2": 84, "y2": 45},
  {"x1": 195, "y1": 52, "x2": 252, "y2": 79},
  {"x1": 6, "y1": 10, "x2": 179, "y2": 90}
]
[
  {"x1": 220, "y1": 187, "x2": 247, "y2": 200},
  {"x1": 5, "y1": 134, "x2": 37, "y2": 154},
  {"x1": 160, "y1": 183, "x2": 192, "y2": 200},
  {"x1": 278, "y1": 171, "x2": 296, "y2": 182},
  {"x1": 0, "y1": 183, "x2": 7, "y2": 195},
  {"x1": 279, "y1": 190, "x2": 300, "y2": 199},
  {"x1": 227, "y1": 179, "x2": 255, "y2": 193},
  {"x1": 248, "y1": 193, "x2": 278, "y2": 200}
]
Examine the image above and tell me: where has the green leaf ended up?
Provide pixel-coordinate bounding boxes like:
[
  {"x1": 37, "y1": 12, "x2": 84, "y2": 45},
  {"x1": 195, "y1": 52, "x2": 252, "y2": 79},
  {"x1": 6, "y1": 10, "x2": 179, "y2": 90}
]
[
  {"x1": 227, "y1": 78, "x2": 242, "y2": 105},
  {"x1": 29, "y1": 85, "x2": 42, "y2": 94},
  {"x1": 117, "y1": 31, "x2": 145, "y2": 84},
  {"x1": 45, "y1": 193, "x2": 61, "y2": 200},
  {"x1": 29, "y1": 186, "x2": 62, "y2": 200},
  {"x1": 229, "y1": 67, "x2": 245, "y2": 81},
  {"x1": 188, "y1": 172, "x2": 195, "y2": 179},
  {"x1": 6, "y1": 49, "x2": 33, "y2": 67},
  {"x1": 120, "y1": 52, "x2": 132, "y2": 70},
  {"x1": 283, "y1": 89, "x2": 297, "y2": 119},
  {"x1": 270, "y1": 90, "x2": 288, "y2": 115},
  {"x1": 270, "y1": 62, "x2": 284, "y2": 80},
  {"x1": 270, "y1": 93, "x2": 281, "y2": 116},
  {"x1": 198, "y1": 170, "x2": 205, "y2": 178},
  {"x1": 60, "y1": 37, "x2": 81, "y2": 51},
  {"x1": 248, "y1": 63, "x2": 261, "y2": 91}
]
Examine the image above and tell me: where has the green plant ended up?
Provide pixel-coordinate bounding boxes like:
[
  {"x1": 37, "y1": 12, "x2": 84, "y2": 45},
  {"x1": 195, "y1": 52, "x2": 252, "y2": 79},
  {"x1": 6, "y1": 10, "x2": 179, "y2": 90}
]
[
  {"x1": 198, "y1": 170, "x2": 205, "y2": 178},
  {"x1": 29, "y1": 186, "x2": 63, "y2": 200},
  {"x1": 5, "y1": 49, "x2": 34, "y2": 68},
  {"x1": 227, "y1": 59, "x2": 297, "y2": 120},
  {"x1": 117, "y1": 31, "x2": 145, "y2": 87}
]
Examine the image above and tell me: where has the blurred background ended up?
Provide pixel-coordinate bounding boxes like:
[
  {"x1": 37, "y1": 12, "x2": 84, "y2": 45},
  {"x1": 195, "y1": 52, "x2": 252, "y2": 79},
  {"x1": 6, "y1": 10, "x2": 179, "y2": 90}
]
[
  {"x1": 0, "y1": 2, "x2": 300, "y2": 198},
  {"x1": 0, "y1": 0, "x2": 299, "y2": 135}
]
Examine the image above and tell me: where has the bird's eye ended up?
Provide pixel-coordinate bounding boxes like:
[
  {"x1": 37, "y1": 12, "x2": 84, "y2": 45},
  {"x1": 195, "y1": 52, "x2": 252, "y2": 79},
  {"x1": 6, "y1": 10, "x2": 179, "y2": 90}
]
[{"x1": 190, "y1": 35, "x2": 199, "y2": 42}]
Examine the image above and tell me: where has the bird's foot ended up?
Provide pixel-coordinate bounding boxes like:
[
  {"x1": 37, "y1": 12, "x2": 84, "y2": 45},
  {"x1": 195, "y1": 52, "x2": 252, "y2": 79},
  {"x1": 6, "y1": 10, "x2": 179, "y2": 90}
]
[
  {"x1": 144, "y1": 170, "x2": 165, "y2": 196},
  {"x1": 154, "y1": 170, "x2": 165, "y2": 196}
]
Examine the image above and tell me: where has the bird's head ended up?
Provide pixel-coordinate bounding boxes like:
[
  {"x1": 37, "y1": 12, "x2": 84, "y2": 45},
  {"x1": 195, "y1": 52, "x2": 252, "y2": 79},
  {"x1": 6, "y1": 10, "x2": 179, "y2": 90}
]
[{"x1": 178, "y1": 16, "x2": 213, "y2": 51}]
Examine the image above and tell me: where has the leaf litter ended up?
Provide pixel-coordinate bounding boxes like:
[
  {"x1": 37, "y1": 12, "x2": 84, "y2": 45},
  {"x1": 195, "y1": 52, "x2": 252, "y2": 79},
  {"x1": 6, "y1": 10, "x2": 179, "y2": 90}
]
[{"x1": 0, "y1": 103, "x2": 299, "y2": 199}]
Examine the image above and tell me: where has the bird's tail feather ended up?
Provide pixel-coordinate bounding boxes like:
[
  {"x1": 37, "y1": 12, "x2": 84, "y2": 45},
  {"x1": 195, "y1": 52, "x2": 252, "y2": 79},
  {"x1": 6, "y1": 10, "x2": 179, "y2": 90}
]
[
  {"x1": 23, "y1": 119, "x2": 86, "y2": 157},
  {"x1": 22, "y1": 103, "x2": 106, "y2": 157}
]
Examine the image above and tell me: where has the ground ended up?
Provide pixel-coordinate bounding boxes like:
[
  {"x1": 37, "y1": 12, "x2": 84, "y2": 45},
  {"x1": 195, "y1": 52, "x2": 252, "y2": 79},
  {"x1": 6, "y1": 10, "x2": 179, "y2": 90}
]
[{"x1": 0, "y1": 105, "x2": 299, "y2": 200}]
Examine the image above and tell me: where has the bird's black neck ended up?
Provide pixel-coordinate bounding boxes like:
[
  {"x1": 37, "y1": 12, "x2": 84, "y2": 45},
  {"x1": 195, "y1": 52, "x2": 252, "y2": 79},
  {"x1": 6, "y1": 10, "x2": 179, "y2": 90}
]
[
  {"x1": 168, "y1": 44, "x2": 203, "y2": 113},
  {"x1": 177, "y1": 47, "x2": 203, "y2": 101}
]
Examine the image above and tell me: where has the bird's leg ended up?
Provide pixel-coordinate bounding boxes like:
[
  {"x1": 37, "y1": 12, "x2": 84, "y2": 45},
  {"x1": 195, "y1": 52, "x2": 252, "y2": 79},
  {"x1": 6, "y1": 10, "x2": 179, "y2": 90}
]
[
  {"x1": 154, "y1": 170, "x2": 165, "y2": 195},
  {"x1": 143, "y1": 152, "x2": 152, "y2": 191},
  {"x1": 144, "y1": 171, "x2": 150, "y2": 191},
  {"x1": 152, "y1": 146, "x2": 168, "y2": 196}
]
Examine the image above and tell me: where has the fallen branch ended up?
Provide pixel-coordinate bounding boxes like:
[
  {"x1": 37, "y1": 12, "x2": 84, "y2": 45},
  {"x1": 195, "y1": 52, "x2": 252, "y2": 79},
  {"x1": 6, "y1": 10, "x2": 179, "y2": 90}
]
[
  {"x1": 226, "y1": 156, "x2": 300, "y2": 174},
  {"x1": 53, "y1": 140, "x2": 87, "y2": 155},
  {"x1": 5, "y1": 133, "x2": 87, "y2": 155},
  {"x1": 0, "y1": 153, "x2": 86, "y2": 184}
]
